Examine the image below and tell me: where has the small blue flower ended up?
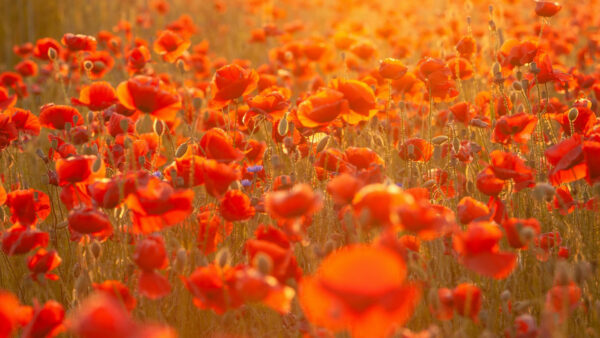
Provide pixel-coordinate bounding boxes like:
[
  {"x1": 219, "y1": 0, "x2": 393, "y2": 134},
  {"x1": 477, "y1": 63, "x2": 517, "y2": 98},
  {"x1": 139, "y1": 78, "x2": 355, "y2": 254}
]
[
  {"x1": 246, "y1": 165, "x2": 264, "y2": 173},
  {"x1": 152, "y1": 171, "x2": 163, "y2": 179},
  {"x1": 241, "y1": 179, "x2": 252, "y2": 187},
  {"x1": 395, "y1": 182, "x2": 403, "y2": 188}
]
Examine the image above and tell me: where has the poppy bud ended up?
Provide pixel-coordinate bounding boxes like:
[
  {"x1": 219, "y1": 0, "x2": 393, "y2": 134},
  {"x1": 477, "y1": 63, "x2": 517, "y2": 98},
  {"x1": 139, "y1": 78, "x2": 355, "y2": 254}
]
[
  {"x1": 432, "y1": 135, "x2": 448, "y2": 145},
  {"x1": 48, "y1": 47, "x2": 58, "y2": 61},
  {"x1": 278, "y1": 116, "x2": 289, "y2": 136},
  {"x1": 470, "y1": 118, "x2": 488, "y2": 128},
  {"x1": 83, "y1": 60, "x2": 94, "y2": 72},
  {"x1": 492, "y1": 62, "x2": 501, "y2": 76},
  {"x1": 175, "y1": 143, "x2": 188, "y2": 158},
  {"x1": 512, "y1": 81, "x2": 522, "y2": 91},
  {"x1": 216, "y1": 247, "x2": 231, "y2": 268},
  {"x1": 316, "y1": 136, "x2": 329, "y2": 153},
  {"x1": 90, "y1": 240, "x2": 102, "y2": 259},
  {"x1": 423, "y1": 179, "x2": 436, "y2": 188},
  {"x1": 174, "y1": 248, "x2": 187, "y2": 273},
  {"x1": 64, "y1": 122, "x2": 72, "y2": 132},
  {"x1": 138, "y1": 156, "x2": 145, "y2": 167},
  {"x1": 568, "y1": 108, "x2": 579, "y2": 121},
  {"x1": 119, "y1": 118, "x2": 129, "y2": 133},
  {"x1": 501, "y1": 290, "x2": 511, "y2": 302},
  {"x1": 176, "y1": 59, "x2": 186, "y2": 72},
  {"x1": 254, "y1": 252, "x2": 273, "y2": 275},
  {"x1": 521, "y1": 79, "x2": 529, "y2": 90},
  {"x1": 530, "y1": 61, "x2": 539, "y2": 74},
  {"x1": 92, "y1": 156, "x2": 102, "y2": 172},
  {"x1": 153, "y1": 119, "x2": 165, "y2": 136},
  {"x1": 75, "y1": 272, "x2": 91, "y2": 297}
]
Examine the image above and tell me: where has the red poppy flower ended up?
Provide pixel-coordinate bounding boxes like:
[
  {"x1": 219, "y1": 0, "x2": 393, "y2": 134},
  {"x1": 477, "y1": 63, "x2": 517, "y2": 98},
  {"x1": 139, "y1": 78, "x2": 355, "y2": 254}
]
[
  {"x1": 39, "y1": 103, "x2": 83, "y2": 130},
  {"x1": 492, "y1": 112, "x2": 537, "y2": 145},
  {"x1": 126, "y1": 46, "x2": 151, "y2": 74},
  {"x1": 116, "y1": 75, "x2": 182, "y2": 121},
  {"x1": 265, "y1": 183, "x2": 322, "y2": 220},
  {"x1": 125, "y1": 177, "x2": 194, "y2": 234},
  {"x1": 545, "y1": 281, "x2": 581, "y2": 321},
  {"x1": 198, "y1": 128, "x2": 243, "y2": 163},
  {"x1": 245, "y1": 225, "x2": 302, "y2": 283},
  {"x1": 498, "y1": 39, "x2": 538, "y2": 69},
  {"x1": 2, "y1": 225, "x2": 49, "y2": 255},
  {"x1": 82, "y1": 51, "x2": 115, "y2": 79},
  {"x1": 449, "y1": 102, "x2": 475, "y2": 125},
  {"x1": 476, "y1": 167, "x2": 505, "y2": 196},
  {"x1": 247, "y1": 88, "x2": 290, "y2": 120},
  {"x1": 210, "y1": 63, "x2": 258, "y2": 108},
  {"x1": 33, "y1": 38, "x2": 61, "y2": 61},
  {"x1": 430, "y1": 287, "x2": 455, "y2": 320},
  {"x1": 502, "y1": 218, "x2": 541, "y2": 249},
  {"x1": 296, "y1": 87, "x2": 349, "y2": 128},
  {"x1": 15, "y1": 59, "x2": 38, "y2": 77},
  {"x1": 197, "y1": 209, "x2": 233, "y2": 255},
  {"x1": 583, "y1": 139, "x2": 600, "y2": 185},
  {"x1": 153, "y1": 30, "x2": 191, "y2": 63},
  {"x1": 397, "y1": 201, "x2": 455, "y2": 240},
  {"x1": 68, "y1": 207, "x2": 113, "y2": 240},
  {"x1": 555, "y1": 100, "x2": 596, "y2": 136},
  {"x1": 352, "y1": 184, "x2": 411, "y2": 228},
  {"x1": 379, "y1": 58, "x2": 408, "y2": 80},
  {"x1": 489, "y1": 151, "x2": 534, "y2": 190},
  {"x1": 299, "y1": 245, "x2": 421, "y2": 338},
  {"x1": 93, "y1": 280, "x2": 137, "y2": 312},
  {"x1": 164, "y1": 153, "x2": 206, "y2": 187},
  {"x1": 399, "y1": 138, "x2": 433, "y2": 162},
  {"x1": 133, "y1": 235, "x2": 171, "y2": 299},
  {"x1": 21, "y1": 300, "x2": 65, "y2": 338},
  {"x1": 201, "y1": 159, "x2": 240, "y2": 197},
  {"x1": 456, "y1": 36, "x2": 477, "y2": 57},
  {"x1": 9, "y1": 108, "x2": 41, "y2": 136},
  {"x1": 62, "y1": 33, "x2": 97, "y2": 51},
  {"x1": 457, "y1": 197, "x2": 490, "y2": 224},
  {"x1": 219, "y1": 189, "x2": 255, "y2": 222},
  {"x1": 0, "y1": 113, "x2": 17, "y2": 149},
  {"x1": 0, "y1": 87, "x2": 16, "y2": 109},
  {"x1": 71, "y1": 82, "x2": 117, "y2": 111},
  {"x1": 535, "y1": 1, "x2": 561, "y2": 17},
  {"x1": 56, "y1": 155, "x2": 104, "y2": 186},
  {"x1": 0, "y1": 291, "x2": 32, "y2": 337},
  {"x1": 447, "y1": 57, "x2": 474, "y2": 80},
  {"x1": 453, "y1": 221, "x2": 517, "y2": 279},
  {"x1": 452, "y1": 283, "x2": 481, "y2": 320},
  {"x1": 545, "y1": 134, "x2": 586, "y2": 185},
  {"x1": 28, "y1": 249, "x2": 61, "y2": 281},
  {"x1": 6, "y1": 189, "x2": 51, "y2": 227}
]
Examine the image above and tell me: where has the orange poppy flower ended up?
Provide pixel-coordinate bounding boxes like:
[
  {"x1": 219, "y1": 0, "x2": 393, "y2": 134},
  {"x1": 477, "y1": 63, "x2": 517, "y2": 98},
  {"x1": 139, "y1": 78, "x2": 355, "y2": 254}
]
[
  {"x1": 265, "y1": 183, "x2": 322, "y2": 220},
  {"x1": 498, "y1": 39, "x2": 538, "y2": 69},
  {"x1": 116, "y1": 75, "x2": 182, "y2": 121},
  {"x1": 9, "y1": 108, "x2": 40, "y2": 136},
  {"x1": 330, "y1": 79, "x2": 377, "y2": 125},
  {"x1": 219, "y1": 189, "x2": 255, "y2": 222},
  {"x1": 352, "y1": 184, "x2": 412, "y2": 228},
  {"x1": 457, "y1": 197, "x2": 490, "y2": 224},
  {"x1": 28, "y1": 248, "x2": 61, "y2": 281},
  {"x1": 379, "y1": 58, "x2": 408, "y2": 80},
  {"x1": 453, "y1": 221, "x2": 517, "y2": 279},
  {"x1": 476, "y1": 167, "x2": 505, "y2": 196},
  {"x1": 452, "y1": 283, "x2": 481, "y2": 320},
  {"x1": 210, "y1": 63, "x2": 258, "y2": 109},
  {"x1": 492, "y1": 112, "x2": 537, "y2": 145},
  {"x1": 39, "y1": 103, "x2": 83, "y2": 130},
  {"x1": 489, "y1": 151, "x2": 534, "y2": 190},
  {"x1": 416, "y1": 57, "x2": 458, "y2": 101},
  {"x1": 134, "y1": 235, "x2": 171, "y2": 299},
  {"x1": 449, "y1": 102, "x2": 475, "y2": 125},
  {"x1": 349, "y1": 39, "x2": 377, "y2": 61},
  {"x1": 92, "y1": 280, "x2": 137, "y2": 312},
  {"x1": 296, "y1": 87, "x2": 348, "y2": 128},
  {"x1": 21, "y1": 300, "x2": 65, "y2": 338},
  {"x1": 68, "y1": 207, "x2": 113, "y2": 240},
  {"x1": 153, "y1": 30, "x2": 191, "y2": 63},
  {"x1": 6, "y1": 189, "x2": 51, "y2": 227},
  {"x1": 245, "y1": 225, "x2": 302, "y2": 283},
  {"x1": 327, "y1": 173, "x2": 364, "y2": 206},
  {"x1": 535, "y1": 1, "x2": 561, "y2": 17},
  {"x1": 247, "y1": 88, "x2": 290, "y2": 120},
  {"x1": 398, "y1": 138, "x2": 434, "y2": 162},
  {"x1": 125, "y1": 177, "x2": 194, "y2": 234},
  {"x1": 0, "y1": 291, "x2": 32, "y2": 337},
  {"x1": 71, "y1": 81, "x2": 117, "y2": 111},
  {"x1": 299, "y1": 245, "x2": 421, "y2": 338},
  {"x1": 15, "y1": 59, "x2": 38, "y2": 77},
  {"x1": 61, "y1": 33, "x2": 97, "y2": 51},
  {"x1": 456, "y1": 36, "x2": 477, "y2": 58},
  {"x1": 447, "y1": 57, "x2": 474, "y2": 80},
  {"x1": 397, "y1": 201, "x2": 456, "y2": 240},
  {"x1": 198, "y1": 128, "x2": 243, "y2": 163},
  {"x1": 2, "y1": 224, "x2": 49, "y2": 255},
  {"x1": 164, "y1": 154, "x2": 206, "y2": 187}
]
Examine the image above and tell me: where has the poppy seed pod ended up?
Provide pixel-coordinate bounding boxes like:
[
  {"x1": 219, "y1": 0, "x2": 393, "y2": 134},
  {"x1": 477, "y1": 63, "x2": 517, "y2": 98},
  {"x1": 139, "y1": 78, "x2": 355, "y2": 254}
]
[
  {"x1": 83, "y1": 60, "x2": 94, "y2": 71},
  {"x1": 432, "y1": 135, "x2": 448, "y2": 145},
  {"x1": 48, "y1": 47, "x2": 58, "y2": 61},
  {"x1": 568, "y1": 108, "x2": 579, "y2": 121},
  {"x1": 153, "y1": 119, "x2": 165, "y2": 136},
  {"x1": 175, "y1": 142, "x2": 188, "y2": 158},
  {"x1": 253, "y1": 252, "x2": 273, "y2": 275},
  {"x1": 278, "y1": 116, "x2": 289, "y2": 136},
  {"x1": 216, "y1": 247, "x2": 231, "y2": 268}
]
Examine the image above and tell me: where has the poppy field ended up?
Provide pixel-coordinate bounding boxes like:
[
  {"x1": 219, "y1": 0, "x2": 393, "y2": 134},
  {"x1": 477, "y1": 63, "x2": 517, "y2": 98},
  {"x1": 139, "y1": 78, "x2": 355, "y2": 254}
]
[{"x1": 1, "y1": 0, "x2": 600, "y2": 337}]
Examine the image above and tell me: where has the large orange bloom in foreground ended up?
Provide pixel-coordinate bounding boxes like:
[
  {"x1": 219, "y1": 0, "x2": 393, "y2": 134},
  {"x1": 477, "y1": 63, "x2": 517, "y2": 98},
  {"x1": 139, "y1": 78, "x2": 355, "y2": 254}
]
[{"x1": 299, "y1": 245, "x2": 421, "y2": 338}]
